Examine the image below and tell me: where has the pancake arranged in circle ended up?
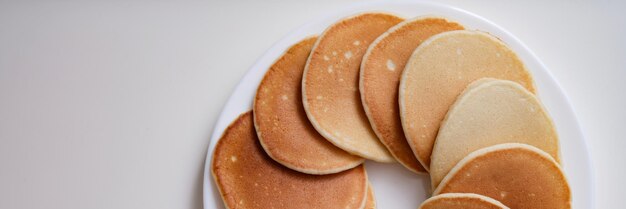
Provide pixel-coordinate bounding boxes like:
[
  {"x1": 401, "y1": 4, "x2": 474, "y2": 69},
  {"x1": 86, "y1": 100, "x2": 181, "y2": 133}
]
[
  {"x1": 302, "y1": 12, "x2": 403, "y2": 162},
  {"x1": 430, "y1": 78, "x2": 559, "y2": 189},
  {"x1": 254, "y1": 37, "x2": 363, "y2": 175},
  {"x1": 434, "y1": 143, "x2": 571, "y2": 209},
  {"x1": 419, "y1": 193, "x2": 509, "y2": 209},
  {"x1": 212, "y1": 112, "x2": 368, "y2": 209},
  {"x1": 399, "y1": 30, "x2": 535, "y2": 169},
  {"x1": 360, "y1": 16, "x2": 463, "y2": 173}
]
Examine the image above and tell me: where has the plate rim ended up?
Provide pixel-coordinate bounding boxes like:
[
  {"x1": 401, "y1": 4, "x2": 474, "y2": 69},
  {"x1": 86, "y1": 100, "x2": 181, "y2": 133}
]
[{"x1": 202, "y1": 1, "x2": 595, "y2": 208}]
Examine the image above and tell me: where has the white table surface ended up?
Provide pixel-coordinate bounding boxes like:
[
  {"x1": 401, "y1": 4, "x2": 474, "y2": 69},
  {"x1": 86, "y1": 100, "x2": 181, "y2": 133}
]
[{"x1": 0, "y1": 1, "x2": 624, "y2": 209}]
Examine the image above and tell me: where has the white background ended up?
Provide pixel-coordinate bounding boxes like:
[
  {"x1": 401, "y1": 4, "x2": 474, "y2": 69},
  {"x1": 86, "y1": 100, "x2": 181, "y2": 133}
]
[{"x1": 0, "y1": 0, "x2": 624, "y2": 209}]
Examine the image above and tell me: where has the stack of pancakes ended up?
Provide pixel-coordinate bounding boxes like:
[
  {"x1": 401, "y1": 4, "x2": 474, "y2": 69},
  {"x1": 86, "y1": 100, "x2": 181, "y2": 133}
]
[{"x1": 211, "y1": 12, "x2": 571, "y2": 209}]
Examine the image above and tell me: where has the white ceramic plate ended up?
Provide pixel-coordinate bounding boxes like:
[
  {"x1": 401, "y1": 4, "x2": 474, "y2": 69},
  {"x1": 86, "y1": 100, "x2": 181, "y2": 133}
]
[{"x1": 203, "y1": 1, "x2": 594, "y2": 208}]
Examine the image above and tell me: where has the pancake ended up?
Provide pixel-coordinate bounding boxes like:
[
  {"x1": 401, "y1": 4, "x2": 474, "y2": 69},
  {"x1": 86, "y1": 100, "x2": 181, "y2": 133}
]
[
  {"x1": 419, "y1": 193, "x2": 509, "y2": 209},
  {"x1": 434, "y1": 143, "x2": 571, "y2": 209},
  {"x1": 302, "y1": 12, "x2": 403, "y2": 162},
  {"x1": 212, "y1": 112, "x2": 368, "y2": 209},
  {"x1": 398, "y1": 30, "x2": 535, "y2": 169},
  {"x1": 430, "y1": 78, "x2": 559, "y2": 189},
  {"x1": 365, "y1": 183, "x2": 376, "y2": 209},
  {"x1": 360, "y1": 16, "x2": 463, "y2": 173},
  {"x1": 254, "y1": 37, "x2": 363, "y2": 175}
]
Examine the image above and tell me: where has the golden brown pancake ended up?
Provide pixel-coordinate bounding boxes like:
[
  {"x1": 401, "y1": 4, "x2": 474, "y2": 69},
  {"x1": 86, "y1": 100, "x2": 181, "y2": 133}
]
[
  {"x1": 365, "y1": 183, "x2": 376, "y2": 209},
  {"x1": 360, "y1": 16, "x2": 463, "y2": 173},
  {"x1": 430, "y1": 78, "x2": 559, "y2": 189},
  {"x1": 419, "y1": 193, "x2": 510, "y2": 209},
  {"x1": 212, "y1": 112, "x2": 368, "y2": 209},
  {"x1": 434, "y1": 143, "x2": 571, "y2": 209},
  {"x1": 254, "y1": 37, "x2": 363, "y2": 175},
  {"x1": 399, "y1": 30, "x2": 535, "y2": 169},
  {"x1": 302, "y1": 12, "x2": 403, "y2": 162}
]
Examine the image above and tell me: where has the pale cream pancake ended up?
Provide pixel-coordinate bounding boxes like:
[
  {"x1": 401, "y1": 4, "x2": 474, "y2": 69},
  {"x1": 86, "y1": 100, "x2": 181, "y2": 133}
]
[
  {"x1": 212, "y1": 112, "x2": 368, "y2": 209},
  {"x1": 360, "y1": 16, "x2": 463, "y2": 173},
  {"x1": 399, "y1": 30, "x2": 535, "y2": 169},
  {"x1": 419, "y1": 193, "x2": 510, "y2": 209},
  {"x1": 303, "y1": 13, "x2": 404, "y2": 162},
  {"x1": 254, "y1": 37, "x2": 363, "y2": 175},
  {"x1": 430, "y1": 78, "x2": 559, "y2": 189},
  {"x1": 434, "y1": 143, "x2": 571, "y2": 209},
  {"x1": 365, "y1": 183, "x2": 376, "y2": 209}
]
